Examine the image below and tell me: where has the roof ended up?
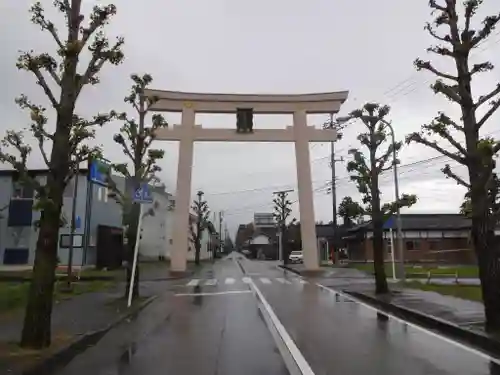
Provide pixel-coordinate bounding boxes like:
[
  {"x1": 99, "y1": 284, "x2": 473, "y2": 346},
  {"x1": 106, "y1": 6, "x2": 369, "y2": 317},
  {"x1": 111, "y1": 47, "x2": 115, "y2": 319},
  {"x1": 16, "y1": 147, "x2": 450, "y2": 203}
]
[
  {"x1": 347, "y1": 214, "x2": 472, "y2": 232},
  {"x1": 315, "y1": 224, "x2": 353, "y2": 238},
  {"x1": 143, "y1": 89, "x2": 349, "y2": 114}
]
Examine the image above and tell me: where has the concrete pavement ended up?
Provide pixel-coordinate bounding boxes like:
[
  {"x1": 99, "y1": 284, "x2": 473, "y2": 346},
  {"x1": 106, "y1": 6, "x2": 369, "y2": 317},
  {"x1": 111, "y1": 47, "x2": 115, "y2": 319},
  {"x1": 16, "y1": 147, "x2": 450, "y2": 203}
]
[{"x1": 50, "y1": 254, "x2": 500, "y2": 375}]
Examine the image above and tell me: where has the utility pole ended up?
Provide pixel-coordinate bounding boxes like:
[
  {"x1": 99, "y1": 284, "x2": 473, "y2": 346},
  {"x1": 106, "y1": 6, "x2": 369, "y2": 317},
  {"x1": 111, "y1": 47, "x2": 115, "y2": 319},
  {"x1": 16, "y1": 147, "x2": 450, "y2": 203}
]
[
  {"x1": 324, "y1": 113, "x2": 345, "y2": 263},
  {"x1": 219, "y1": 211, "x2": 224, "y2": 257},
  {"x1": 212, "y1": 211, "x2": 217, "y2": 262},
  {"x1": 273, "y1": 189, "x2": 293, "y2": 264}
]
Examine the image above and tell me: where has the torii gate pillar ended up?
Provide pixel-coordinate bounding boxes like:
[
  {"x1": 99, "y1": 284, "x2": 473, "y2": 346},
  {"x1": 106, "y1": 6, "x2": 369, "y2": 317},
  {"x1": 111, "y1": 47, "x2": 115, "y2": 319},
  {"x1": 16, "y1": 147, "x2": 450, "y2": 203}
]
[{"x1": 144, "y1": 90, "x2": 349, "y2": 272}]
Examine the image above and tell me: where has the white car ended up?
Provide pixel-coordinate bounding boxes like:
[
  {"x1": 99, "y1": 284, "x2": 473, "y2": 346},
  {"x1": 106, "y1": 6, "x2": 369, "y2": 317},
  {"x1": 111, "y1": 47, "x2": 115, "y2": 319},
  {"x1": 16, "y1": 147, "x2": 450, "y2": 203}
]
[{"x1": 289, "y1": 251, "x2": 303, "y2": 264}]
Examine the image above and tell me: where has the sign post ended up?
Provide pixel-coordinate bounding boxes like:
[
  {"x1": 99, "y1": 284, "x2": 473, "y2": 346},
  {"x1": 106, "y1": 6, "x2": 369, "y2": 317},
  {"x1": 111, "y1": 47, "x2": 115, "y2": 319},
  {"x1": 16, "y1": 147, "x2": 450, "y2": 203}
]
[{"x1": 127, "y1": 183, "x2": 153, "y2": 308}]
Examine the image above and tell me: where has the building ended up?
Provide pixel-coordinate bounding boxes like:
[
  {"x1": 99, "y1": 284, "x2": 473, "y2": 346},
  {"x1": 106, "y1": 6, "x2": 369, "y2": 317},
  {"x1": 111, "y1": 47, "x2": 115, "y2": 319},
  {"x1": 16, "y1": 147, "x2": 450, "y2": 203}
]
[
  {"x1": 343, "y1": 213, "x2": 479, "y2": 264},
  {"x1": 0, "y1": 169, "x2": 123, "y2": 267},
  {"x1": 138, "y1": 187, "x2": 175, "y2": 261},
  {"x1": 253, "y1": 213, "x2": 275, "y2": 227}
]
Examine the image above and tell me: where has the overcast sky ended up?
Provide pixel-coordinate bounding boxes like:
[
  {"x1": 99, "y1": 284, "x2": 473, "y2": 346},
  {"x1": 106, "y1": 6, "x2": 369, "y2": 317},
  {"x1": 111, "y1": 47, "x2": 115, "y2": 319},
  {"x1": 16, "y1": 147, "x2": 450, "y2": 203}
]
[{"x1": 1, "y1": 0, "x2": 499, "y2": 237}]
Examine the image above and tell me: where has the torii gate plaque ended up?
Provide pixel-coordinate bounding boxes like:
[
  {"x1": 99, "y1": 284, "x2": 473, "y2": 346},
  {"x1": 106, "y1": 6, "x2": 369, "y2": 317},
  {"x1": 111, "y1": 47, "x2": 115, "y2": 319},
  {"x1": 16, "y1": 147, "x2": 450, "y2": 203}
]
[{"x1": 143, "y1": 89, "x2": 349, "y2": 272}]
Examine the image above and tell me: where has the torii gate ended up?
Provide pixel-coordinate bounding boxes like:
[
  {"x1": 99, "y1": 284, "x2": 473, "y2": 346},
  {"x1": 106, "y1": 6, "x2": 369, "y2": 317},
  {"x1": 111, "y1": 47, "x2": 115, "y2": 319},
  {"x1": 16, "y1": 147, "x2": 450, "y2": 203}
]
[{"x1": 143, "y1": 89, "x2": 349, "y2": 272}]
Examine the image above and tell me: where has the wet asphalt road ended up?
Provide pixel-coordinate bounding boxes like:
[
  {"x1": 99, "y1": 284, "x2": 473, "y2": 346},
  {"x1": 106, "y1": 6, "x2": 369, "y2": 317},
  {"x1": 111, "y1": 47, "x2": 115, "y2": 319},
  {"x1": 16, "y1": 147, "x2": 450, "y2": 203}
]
[{"x1": 53, "y1": 254, "x2": 500, "y2": 375}]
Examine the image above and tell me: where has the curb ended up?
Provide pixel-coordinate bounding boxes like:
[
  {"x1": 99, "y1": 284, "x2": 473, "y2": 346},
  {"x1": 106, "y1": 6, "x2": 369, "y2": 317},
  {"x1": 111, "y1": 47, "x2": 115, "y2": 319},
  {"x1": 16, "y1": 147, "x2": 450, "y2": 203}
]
[
  {"x1": 347, "y1": 291, "x2": 500, "y2": 358},
  {"x1": 20, "y1": 294, "x2": 158, "y2": 375},
  {"x1": 278, "y1": 265, "x2": 301, "y2": 275},
  {"x1": 142, "y1": 270, "x2": 195, "y2": 282}
]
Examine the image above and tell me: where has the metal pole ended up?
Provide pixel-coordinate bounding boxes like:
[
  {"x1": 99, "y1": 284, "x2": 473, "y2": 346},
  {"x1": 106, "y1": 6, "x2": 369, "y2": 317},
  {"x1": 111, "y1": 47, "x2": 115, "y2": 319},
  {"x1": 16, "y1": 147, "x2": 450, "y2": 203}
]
[
  {"x1": 382, "y1": 120, "x2": 405, "y2": 280},
  {"x1": 66, "y1": 166, "x2": 79, "y2": 289},
  {"x1": 329, "y1": 114, "x2": 338, "y2": 257},
  {"x1": 82, "y1": 174, "x2": 92, "y2": 266},
  {"x1": 278, "y1": 230, "x2": 283, "y2": 262},
  {"x1": 127, "y1": 203, "x2": 143, "y2": 308},
  {"x1": 390, "y1": 228, "x2": 396, "y2": 281}
]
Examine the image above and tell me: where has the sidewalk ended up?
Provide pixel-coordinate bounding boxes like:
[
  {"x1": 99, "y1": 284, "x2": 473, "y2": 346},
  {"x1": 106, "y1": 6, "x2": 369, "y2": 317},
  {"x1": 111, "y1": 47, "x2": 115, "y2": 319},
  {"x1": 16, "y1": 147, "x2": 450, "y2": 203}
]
[
  {"x1": 282, "y1": 263, "x2": 500, "y2": 356},
  {"x1": 0, "y1": 263, "x2": 198, "y2": 374},
  {"x1": 343, "y1": 284, "x2": 500, "y2": 356}
]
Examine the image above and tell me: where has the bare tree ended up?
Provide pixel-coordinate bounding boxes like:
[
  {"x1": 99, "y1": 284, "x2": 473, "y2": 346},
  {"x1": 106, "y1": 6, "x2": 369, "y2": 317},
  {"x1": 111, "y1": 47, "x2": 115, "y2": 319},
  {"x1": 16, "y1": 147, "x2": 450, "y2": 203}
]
[
  {"x1": 189, "y1": 191, "x2": 210, "y2": 265},
  {"x1": 0, "y1": 1, "x2": 124, "y2": 348},
  {"x1": 105, "y1": 74, "x2": 167, "y2": 299},
  {"x1": 344, "y1": 103, "x2": 417, "y2": 294},
  {"x1": 273, "y1": 191, "x2": 293, "y2": 263},
  {"x1": 405, "y1": 0, "x2": 500, "y2": 331}
]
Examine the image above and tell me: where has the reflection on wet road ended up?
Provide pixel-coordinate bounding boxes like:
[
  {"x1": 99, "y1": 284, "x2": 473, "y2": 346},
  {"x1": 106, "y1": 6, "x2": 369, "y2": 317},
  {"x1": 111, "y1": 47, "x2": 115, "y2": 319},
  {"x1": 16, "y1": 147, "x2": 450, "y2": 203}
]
[{"x1": 53, "y1": 254, "x2": 500, "y2": 375}]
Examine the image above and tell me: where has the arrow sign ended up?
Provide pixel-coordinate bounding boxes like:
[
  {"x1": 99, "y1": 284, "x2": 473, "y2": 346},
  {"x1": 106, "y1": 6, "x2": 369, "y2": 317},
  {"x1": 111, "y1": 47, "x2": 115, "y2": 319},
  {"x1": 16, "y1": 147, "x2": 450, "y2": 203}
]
[{"x1": 133, "y1": 184, "x2": 153, "y2": 204}]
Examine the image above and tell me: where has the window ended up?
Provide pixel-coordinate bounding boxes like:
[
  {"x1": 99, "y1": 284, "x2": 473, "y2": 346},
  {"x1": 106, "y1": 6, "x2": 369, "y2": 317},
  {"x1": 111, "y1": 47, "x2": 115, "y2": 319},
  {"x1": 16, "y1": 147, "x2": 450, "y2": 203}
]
[
  {"x1": 11, "y1": 180, "x2": 34, "y2": 199},
  {"x1": 97, "y1": 186, "x2": 103, "y2": 201},
  {"x1": 103, "y1": 187, "x2": 108, "y2": 203},
  {"x1": 406, "y1": 240, "x2": 420, "y2": 251}
]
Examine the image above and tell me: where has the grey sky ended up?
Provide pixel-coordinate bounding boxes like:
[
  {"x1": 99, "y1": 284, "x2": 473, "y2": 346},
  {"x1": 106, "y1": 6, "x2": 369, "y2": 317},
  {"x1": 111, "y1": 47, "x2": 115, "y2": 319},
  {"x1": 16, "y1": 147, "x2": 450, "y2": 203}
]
[{"x1": 1, "y1": 0, "x2": 499, "y2": 236}]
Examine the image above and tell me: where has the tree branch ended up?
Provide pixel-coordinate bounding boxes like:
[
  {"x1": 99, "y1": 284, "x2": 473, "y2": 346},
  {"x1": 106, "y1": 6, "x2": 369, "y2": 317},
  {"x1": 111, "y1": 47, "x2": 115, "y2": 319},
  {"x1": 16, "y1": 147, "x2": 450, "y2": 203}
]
[
  {"x1": 414, "y1": 58, "x2": 457, "y2": 81},
  {"x1": 420, "y1": 120, "x2": 467, "y2": 156},
  {"x1": 431, "y1": 80, "x2": 462, "y2": 103},
  {"x1": 476, "y1": 84, "x2": 500, "y2": 108},
  {"x1": 29, "y1": 2, "x2": 65, "y2": 51},
  {"x1": 17, "y1": 53, "x2": 59, "y2": 110},
  {"x1": 406, "y1": 132, "x2": 466, "y2": 165},
  {"x1": 471, "y1": 13, "x2": 500, "y2": 47},
  {"x1": 477, "y1": 99, "x2": 500, "y2": 130},
  {"x1": 442, "y1": 164, "x2": 471, "y2": 188}
]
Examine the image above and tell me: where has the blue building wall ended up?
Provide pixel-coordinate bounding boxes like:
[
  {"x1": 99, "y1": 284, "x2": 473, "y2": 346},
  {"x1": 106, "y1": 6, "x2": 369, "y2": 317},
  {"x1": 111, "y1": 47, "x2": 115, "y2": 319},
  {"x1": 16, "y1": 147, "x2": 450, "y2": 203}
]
[{"x1": 0, "y1": 170, "x2": 123, "y2": 267}]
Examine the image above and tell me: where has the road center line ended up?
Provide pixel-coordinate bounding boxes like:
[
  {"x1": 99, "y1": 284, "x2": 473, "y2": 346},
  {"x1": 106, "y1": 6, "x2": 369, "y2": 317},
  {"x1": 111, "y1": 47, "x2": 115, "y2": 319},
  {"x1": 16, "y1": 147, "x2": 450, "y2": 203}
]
[
  {"x1": 175, "y1": 290, "x2": 252, "y2": 297},
  {"x1": 315, "y1": 282, "x2": 500, "y2": 365},
  {"x1": 249, "y1": 278, "x2": 315, "y2": 375}
]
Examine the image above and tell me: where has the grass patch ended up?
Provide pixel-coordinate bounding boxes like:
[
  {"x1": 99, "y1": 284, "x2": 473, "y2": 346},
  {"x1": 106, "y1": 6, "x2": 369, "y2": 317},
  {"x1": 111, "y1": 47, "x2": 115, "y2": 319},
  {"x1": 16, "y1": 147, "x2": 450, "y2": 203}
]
[
  {"x1": 0, "y1": 280, "x2": 115, "y2": 314},
  {"x1": 402, "y1": 281, "x2": 483, "y2": 302},
  {"x1": 350, "y1": 263, "x2": 479, "y2": 278},
  {"x1": 0, "y1": 332, "x2": 74, "y2": 373}
]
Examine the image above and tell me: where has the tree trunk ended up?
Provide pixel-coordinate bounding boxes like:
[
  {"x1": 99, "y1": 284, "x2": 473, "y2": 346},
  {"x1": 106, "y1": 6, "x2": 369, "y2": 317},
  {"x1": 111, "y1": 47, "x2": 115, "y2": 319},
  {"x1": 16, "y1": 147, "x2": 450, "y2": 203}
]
[
  {"x1": 372, "y1": 217, "x2": 389, "y2": 294},
  {"x1": 195, "y1": 242, "x2": 201, "y2": 265},
  {"x1": 21, "y1": 111, "x2": 73, "y2": 348},
  {"x1": 20, "y1": 208, "x2": 62, "y2": 348},
  {"x1": 470, "y1": 184, "x2": 500, "y2": 332}
]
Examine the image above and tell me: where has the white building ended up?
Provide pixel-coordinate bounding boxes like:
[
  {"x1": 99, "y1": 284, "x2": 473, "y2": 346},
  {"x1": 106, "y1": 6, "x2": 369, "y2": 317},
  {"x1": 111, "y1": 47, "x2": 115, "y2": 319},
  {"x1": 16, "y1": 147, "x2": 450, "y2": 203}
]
[
  {"x1": 138, "y1": 187, "x2": 175, "y2": 260},
  {"x1": 138, "y1": 186, "x2": 216, "y2": 262}
]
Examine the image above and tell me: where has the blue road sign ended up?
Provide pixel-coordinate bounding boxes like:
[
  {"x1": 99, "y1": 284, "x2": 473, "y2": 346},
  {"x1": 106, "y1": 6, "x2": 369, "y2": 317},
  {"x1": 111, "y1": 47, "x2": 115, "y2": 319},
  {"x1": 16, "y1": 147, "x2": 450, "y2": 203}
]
[
  {"x1": 88, "y1": 159, "x2": 110, "y2": 186},
  {"x1": 75, "y1": 216, "x2": 81, "y2": 229},
  {"x1": 133, "y1": 184, "x2": 153, "y2": 204},
  {"x1": 383, "y1": 216, "x2": 395, "y2": 229}
]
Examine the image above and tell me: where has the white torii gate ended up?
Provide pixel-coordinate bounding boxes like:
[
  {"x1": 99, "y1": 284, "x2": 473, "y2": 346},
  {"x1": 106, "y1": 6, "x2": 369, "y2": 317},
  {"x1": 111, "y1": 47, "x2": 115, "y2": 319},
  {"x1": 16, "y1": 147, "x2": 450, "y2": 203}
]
[{"x1": 143, "y1": 89, "x2": 349, "y2": 272}]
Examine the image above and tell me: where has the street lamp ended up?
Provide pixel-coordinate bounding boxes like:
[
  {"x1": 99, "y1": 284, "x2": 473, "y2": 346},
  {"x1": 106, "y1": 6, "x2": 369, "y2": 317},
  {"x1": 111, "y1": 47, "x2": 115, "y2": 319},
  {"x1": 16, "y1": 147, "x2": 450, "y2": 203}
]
[
  {"x1": 336, "y1": 116, "x2": 405, "y2": 280},
  {"x1": 379, "y1": 119, "x2": 405, "y2": 281}
]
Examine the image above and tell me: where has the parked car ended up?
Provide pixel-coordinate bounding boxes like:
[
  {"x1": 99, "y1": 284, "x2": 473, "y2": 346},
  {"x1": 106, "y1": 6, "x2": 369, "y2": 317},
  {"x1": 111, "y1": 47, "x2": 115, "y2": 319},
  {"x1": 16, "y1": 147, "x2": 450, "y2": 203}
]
[{"x1": 289, "y1": 251, "x2": 303, "y2": 264}]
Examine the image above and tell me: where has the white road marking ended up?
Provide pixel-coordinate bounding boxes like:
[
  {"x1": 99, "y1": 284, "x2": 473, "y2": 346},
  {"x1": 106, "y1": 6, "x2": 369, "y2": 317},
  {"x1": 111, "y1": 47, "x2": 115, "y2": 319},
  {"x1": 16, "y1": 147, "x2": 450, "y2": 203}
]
[
  {"x1": 315, "y1": 282, "x2": 500, "y2": 365},
  {"x1": 260, "y1": 277, "x2": 272, "y2": 284},
  {"x1": 276, "y1": 278, "x2": 292, "y2": 284},
  {"x1": 298, "y1": 279, "x2": 308, "y2": 284},
  {"x1": 249, "y1": 278, "x2": 315, "y2": 375},
  {"x1": 242, "y1": 277, "x2": 252, "y2": 284},
  {"x1": 225, "y1": 277, "x2": 236, "y2": 285},
  {"x1": 205, "y1": 279, "x2": 217, "y2": 286},
  {"x1": 186, "y1": 279, "x2": 200, "y2": 287},
  {"x1": 175, "y1": 290, "x2": 252, "y2": 297}
]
